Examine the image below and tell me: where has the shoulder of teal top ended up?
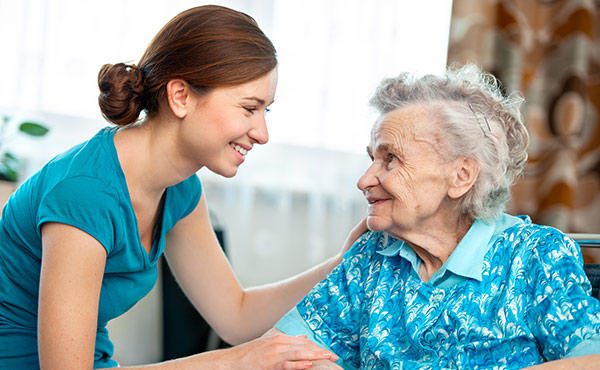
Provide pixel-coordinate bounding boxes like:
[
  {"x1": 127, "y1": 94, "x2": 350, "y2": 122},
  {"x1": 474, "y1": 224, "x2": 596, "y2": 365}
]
[
  {"x1": 168, "y1": 173, "x2": 202, "y2": 219},
  {"x1": 447, "y1": 213, "x2": 526, "y2": 280}
]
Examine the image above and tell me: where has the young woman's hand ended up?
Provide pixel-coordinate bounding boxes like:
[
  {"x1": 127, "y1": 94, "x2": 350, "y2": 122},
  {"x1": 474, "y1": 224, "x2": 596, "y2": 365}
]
[
  {"x1": 307, "y1": 360, "x2": 344, "y2": 369},
  {"x1": 339, "y1": 218, "x2": 368, "y2": 257},
  {"x1": 219, "y1": 333, "x2": 338, "y2": 370}
]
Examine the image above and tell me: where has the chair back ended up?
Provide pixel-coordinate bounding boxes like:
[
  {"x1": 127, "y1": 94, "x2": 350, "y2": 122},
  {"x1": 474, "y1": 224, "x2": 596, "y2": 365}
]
[{"x1": 569, "y1": 233, "x2": 600, "y2": 300}]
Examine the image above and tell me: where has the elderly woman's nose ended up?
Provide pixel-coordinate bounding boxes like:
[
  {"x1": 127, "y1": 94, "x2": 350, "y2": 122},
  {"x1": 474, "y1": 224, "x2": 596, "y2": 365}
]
[{"x1": 357, "y1": 165, "x2": 379, "y2": 191}]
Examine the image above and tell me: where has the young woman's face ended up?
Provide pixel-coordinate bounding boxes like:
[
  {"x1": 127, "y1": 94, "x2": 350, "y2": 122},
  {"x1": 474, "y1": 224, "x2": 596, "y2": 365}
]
[
  {"x1": 356, "y1": 106, "x2": 455, "y2": 238},
  {"x1": 180, "y1": 68, "x2": 278, "y2": 177}
]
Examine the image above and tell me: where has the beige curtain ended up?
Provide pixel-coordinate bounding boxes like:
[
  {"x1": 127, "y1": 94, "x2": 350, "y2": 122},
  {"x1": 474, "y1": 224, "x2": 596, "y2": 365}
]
[{"x1": 448, "y1": 0, "x2": 600, "y2": 240}]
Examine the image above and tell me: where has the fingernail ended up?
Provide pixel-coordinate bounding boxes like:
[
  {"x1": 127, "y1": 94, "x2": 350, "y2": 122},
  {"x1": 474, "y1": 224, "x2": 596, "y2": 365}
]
[{"x1": 322, "y1": 351, "x2": 337, "y2": 359}]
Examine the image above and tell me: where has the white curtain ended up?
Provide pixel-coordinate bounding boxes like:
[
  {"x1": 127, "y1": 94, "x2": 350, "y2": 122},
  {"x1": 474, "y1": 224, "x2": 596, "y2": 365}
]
[
  {"x1": 0, "y1": 0, "x2": 452, "y2": 364},
  {"x1": 0, "y1": 0, "x2": 452, "y2": 153}
]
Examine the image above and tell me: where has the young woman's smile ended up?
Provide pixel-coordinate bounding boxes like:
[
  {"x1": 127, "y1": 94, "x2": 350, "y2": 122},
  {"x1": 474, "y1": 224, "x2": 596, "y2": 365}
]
[{"x1": 180, "y1": 68, "x2": 278, "y2": 177}]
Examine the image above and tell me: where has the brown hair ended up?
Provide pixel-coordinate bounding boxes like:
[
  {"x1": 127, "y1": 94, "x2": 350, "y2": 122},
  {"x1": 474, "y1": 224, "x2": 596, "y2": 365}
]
[{"x1": 98, "y1": 5, "x2": 277, "y2": 126}]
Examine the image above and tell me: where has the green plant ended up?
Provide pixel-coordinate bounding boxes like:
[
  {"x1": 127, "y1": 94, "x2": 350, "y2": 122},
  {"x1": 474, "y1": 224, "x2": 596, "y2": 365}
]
[{"x1": 0, "y1": 115, "x2": 50, "y2": 182}]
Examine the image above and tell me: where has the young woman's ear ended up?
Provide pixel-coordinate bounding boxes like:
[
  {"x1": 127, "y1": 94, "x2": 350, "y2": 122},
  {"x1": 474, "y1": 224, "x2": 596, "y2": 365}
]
[
  {"x1": 448, "y1": 157, "x2": 479, "y2": 199},
  {"x1": 166, "y1": 79, "x2": 191, "y2": 118}
]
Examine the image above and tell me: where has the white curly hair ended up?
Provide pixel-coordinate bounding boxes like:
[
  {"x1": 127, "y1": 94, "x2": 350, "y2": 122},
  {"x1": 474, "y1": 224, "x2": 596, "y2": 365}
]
[{"x1": 369, "y1": 63, "x2": 529, "y2": 221}]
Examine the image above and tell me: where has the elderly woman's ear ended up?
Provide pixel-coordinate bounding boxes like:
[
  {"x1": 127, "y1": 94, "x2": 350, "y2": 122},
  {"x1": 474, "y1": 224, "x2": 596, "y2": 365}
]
[{"x1": 447, "y1": 156, "x2": 479, "y2": 199}]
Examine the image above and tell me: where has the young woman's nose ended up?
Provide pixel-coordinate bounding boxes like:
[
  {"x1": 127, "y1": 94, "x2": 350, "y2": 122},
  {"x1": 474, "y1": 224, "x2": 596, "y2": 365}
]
[{"x1": 249, "y1": 113, "x2": 269, "y2": 145}]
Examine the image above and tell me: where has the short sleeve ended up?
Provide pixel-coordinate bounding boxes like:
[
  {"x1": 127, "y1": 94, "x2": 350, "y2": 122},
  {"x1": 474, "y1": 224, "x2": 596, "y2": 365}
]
[
  {"x1": 37, "y1": 176, "x2": 121, "y2": 255},
  {"x1": 524, "y1": 229, "x2": 600, "y2": 360},
  {"x1": 293, "y1": 231, "x2": 381, "y2": 368},
  {"x1": 163, "y1": 174, "x2": 203, "y2": 233}
]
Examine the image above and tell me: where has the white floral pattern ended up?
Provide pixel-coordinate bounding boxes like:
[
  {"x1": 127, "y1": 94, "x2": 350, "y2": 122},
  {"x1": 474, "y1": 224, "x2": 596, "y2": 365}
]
[{"x1": 297, "y1": 216, "x2": 600, "y2": 369}]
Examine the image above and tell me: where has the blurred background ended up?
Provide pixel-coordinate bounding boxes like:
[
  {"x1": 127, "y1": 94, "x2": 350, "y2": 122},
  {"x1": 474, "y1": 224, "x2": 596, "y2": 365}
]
[{"x1": 1, "y1": 0, "x2": 599, "y2": 365}]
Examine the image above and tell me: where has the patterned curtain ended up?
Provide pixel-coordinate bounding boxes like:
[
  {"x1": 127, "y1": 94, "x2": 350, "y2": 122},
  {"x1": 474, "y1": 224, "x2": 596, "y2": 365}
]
[{"x1": 447, "y1": 0, "x2": 600, "y2": 239}]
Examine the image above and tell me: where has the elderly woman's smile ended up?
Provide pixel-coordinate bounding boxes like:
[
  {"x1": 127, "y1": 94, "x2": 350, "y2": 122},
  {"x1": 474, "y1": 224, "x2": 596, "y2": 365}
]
[{"x1": 357, "y1": 106, "x2": 465, "y2": 244}]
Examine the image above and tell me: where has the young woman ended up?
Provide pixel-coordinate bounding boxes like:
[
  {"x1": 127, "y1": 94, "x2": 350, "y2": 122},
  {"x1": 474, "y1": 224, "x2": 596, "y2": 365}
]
[{"x1": 0, "y1": 5, "x2": 365, "y2": 369}]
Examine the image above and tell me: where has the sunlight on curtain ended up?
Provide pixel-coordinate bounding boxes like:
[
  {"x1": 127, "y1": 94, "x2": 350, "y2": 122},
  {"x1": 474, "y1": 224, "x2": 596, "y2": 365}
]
[
  {"x1": 0, "y1": 0, "x2": 452, "y2": 153},
  {"x1": 269, "y1": 1, "x2": 453, "y2": 152}
]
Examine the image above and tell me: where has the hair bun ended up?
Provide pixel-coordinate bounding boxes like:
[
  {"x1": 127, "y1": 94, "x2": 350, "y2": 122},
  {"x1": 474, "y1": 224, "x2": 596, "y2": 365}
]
[{"x1": 97, "y1": 63, "x2": 145, "y2": 126}]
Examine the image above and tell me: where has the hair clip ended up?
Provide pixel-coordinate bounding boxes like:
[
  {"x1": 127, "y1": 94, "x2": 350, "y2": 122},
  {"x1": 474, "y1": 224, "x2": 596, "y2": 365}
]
[{"x1": 468, "y1": 103, "x2": 492, "y2": 137}]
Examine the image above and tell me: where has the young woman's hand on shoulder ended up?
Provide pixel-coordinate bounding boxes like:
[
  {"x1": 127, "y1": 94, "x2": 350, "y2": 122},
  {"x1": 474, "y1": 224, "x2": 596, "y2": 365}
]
[{"x1": 338, "y1": 218, "x2": 368, "y2": 259}]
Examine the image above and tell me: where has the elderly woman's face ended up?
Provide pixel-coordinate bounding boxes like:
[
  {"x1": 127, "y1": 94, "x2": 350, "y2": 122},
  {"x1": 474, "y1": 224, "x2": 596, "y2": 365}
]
[{"x1": 357, "y1": 106, "x2": 456, "y2": 237}]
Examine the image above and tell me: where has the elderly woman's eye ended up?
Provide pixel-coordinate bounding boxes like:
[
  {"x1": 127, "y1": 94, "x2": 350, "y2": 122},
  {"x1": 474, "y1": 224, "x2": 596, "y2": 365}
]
[{"x1": 388, "y1": 153, "x2": 396, "y2": 162}]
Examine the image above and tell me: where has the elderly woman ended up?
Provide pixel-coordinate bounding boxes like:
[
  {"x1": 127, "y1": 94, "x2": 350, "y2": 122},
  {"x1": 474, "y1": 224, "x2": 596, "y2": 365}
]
[{"x1": 267, "y1": 64, "x2": 600, "y2": 369}]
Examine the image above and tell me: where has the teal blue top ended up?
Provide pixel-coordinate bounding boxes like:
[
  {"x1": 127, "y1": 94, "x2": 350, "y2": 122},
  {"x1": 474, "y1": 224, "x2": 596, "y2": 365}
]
[
  {"x1": 0, "y1": 127, "x2": 202, "y2": 369},
  {"x1": 276, "y1": 214, "x2": 600, "y2": 369}
]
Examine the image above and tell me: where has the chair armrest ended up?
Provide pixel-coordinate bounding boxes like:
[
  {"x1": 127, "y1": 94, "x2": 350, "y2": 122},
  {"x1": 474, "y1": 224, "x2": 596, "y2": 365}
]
[{"x1": 567, "y1": 233, "x2": 600, "y2": 248}]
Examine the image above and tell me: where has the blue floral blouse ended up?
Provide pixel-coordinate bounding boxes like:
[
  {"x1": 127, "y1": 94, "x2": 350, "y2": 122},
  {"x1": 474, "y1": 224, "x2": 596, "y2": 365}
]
[{"x1": 275, "y1": 214, "x2": 600, "y2": 369}]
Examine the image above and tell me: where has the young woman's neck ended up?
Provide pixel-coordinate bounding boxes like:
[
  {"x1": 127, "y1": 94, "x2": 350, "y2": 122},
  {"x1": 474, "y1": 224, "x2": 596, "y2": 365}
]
[{"x1": 114, "y1": 117, "x2": 195, "y2": 199}]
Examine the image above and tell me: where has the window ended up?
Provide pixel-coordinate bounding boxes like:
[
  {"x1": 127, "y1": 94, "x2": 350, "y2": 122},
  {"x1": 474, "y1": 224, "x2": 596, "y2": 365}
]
[{"x1": 0, "y1": 0, "x2": 452, "y2": 153}]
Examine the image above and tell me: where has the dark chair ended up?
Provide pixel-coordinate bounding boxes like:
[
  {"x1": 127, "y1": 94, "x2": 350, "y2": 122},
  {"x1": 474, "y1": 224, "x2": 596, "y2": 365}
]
[
  {"x1": 568, "y1": 233, "x2": 600, "y2": 300},
  {"x1": 161, "y1": 228, "x2": 230, "y2": 360}
]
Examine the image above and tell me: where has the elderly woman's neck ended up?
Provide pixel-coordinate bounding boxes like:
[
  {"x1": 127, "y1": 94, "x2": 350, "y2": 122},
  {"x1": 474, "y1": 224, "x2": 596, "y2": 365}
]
[{"x1": 400, "y1": 215, "x2": 474, "y2": 283}]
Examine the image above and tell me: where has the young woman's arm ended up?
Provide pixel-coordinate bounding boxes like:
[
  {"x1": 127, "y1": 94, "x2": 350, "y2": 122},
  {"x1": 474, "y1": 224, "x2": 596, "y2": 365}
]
[
  {"x1": 164, "y1": 193, "x2": 366, "y2": 345},
  {"x1": 38, "y1": 222, "x2": 108, "y2": 370},
  {"x1": 38, "y1": 222, "x2": 337, "y2": 370}
]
